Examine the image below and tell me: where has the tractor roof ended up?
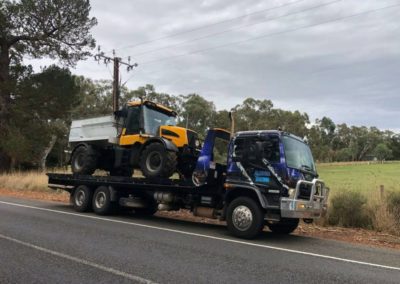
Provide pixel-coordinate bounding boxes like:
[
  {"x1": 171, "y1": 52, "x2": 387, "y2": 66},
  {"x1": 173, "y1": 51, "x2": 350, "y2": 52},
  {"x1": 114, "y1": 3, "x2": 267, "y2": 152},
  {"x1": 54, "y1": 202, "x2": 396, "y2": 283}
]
[{"x1": 127, "y1": 100, "x2": 177, "y2": 116}]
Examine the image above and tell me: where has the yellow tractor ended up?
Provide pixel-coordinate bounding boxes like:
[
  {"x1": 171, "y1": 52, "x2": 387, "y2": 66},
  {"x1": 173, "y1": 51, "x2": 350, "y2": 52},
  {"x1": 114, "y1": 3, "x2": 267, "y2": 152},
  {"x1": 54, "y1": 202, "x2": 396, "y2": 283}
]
[{"x1": 68, "y1": 100, "x2": 200, "y2": 178}]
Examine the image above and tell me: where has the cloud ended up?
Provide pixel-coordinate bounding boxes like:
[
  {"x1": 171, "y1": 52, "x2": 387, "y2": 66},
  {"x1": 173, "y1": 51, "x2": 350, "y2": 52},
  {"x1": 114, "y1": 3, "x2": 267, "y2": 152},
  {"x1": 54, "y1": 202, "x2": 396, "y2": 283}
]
[{"x1": 25, "y1": 0, "x2": 400, "y2": 131}]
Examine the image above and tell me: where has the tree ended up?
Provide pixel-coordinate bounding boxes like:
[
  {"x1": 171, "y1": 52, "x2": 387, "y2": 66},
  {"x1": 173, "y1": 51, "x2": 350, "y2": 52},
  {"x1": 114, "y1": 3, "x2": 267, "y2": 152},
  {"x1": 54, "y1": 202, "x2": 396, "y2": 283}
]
[
  {"x1": 373, "y1": 143, "x2": 392, "y2": 162},
  {"x1": 0, "y1": 0, "x2": 97, "y2": 170},
  {"x1": 71, "y1": 78, "x2": 114, "y2": 119},
  {"x1": 180, "y1": 94, "x2": 216, "y2": 137},
  {"x1": 0, "y1": 65, "x2": 80, "y2": 170}
]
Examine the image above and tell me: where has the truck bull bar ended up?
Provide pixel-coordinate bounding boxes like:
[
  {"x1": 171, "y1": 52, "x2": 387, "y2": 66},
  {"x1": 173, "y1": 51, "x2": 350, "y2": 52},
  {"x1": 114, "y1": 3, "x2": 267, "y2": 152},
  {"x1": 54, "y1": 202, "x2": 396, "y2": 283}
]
[{"x1": 280, "y1": 179, "x2": 329, "y2": 219}]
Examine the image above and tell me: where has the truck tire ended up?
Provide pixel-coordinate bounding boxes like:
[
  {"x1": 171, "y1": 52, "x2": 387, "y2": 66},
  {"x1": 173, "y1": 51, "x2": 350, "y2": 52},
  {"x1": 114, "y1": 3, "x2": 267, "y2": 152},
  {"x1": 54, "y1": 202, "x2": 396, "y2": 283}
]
[
  {"x1": 140, "y1": 143, "x2": 177, "y2": 178},
  {"x1": 72, "y1": 185, "x2": 93, "y2": 212},
  {"x1": 267, "y1": 218, "x2": 299, "y2": 234},
  {"x1": 71, "y1": 145, "x2": 98, "y2": 175},
  {"x1": 92, "y1": 186, "x2": 115, "y2": 215},
  {"x1": 226, "y1": 197, "x2": 264, "y2": 239}
]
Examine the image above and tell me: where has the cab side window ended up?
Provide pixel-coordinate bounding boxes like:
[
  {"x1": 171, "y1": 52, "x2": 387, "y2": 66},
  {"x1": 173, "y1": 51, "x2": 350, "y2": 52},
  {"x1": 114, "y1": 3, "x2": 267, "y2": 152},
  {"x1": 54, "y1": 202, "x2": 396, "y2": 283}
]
[{"x1": 125, "y1": 106, "x2": 140, "y2": 135}]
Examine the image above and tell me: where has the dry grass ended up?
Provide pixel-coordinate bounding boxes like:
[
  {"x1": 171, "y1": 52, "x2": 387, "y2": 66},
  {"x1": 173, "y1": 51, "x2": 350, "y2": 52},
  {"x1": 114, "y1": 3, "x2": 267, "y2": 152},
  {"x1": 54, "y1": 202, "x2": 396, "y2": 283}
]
[{"x1": 0, "y1": 171, "x2": 49, "y2": 191}]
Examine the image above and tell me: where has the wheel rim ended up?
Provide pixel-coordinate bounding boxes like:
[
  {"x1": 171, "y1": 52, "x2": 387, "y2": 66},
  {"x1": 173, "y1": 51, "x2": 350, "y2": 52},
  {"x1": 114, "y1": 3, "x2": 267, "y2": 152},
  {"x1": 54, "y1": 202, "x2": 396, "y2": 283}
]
[
  {"x1": 232, "y1": 205, "x2": 253, "y2": 231},
  {"x1": 95, "y1": 192, "x2": 107, "y2": 208},
  {"x1": 146, "y1": 151, "x2": 162, "y2": 173},
  {"x1": 75, "y1": 190, "x2": 85, "y2": 206}
]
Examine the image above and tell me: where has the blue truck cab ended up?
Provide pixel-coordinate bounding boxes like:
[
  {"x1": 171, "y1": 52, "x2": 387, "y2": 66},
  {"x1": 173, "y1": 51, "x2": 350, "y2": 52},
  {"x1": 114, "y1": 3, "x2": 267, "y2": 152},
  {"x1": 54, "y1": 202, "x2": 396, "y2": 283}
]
[{"x1": 193, "y1": 129, "x2": 329, "y2": 238}]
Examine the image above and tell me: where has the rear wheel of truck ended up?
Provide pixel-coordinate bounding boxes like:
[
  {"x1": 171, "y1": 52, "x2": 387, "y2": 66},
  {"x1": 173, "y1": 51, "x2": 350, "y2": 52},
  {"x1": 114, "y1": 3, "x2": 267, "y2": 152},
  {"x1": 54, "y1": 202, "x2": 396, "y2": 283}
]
[
  {"x1": 140, "y1": 143, "x2": 177, "y2": 178},
  {"x1": 71, "y1": 145, "x2": 98, "y2": 175},
  {"x1": 72, "y1": 185, "x2": 93, "y2": 212},
  {"x1": 226, "y1": 197, "x2": 264, "y2": 239},
  {"x1": 92, "y1": 186, "x2": 115, "y2": 215},
  {"x1": 267, "y1": 218, "x2": 299, "y2": 234}
]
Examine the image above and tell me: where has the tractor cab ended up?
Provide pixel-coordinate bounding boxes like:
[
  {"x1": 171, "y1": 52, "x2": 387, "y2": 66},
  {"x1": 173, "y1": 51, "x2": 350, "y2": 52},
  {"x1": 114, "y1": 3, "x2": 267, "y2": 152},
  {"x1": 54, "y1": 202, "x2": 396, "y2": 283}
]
[{"x1": 116, "y1": 100, "x2": 177, "y2": 141}]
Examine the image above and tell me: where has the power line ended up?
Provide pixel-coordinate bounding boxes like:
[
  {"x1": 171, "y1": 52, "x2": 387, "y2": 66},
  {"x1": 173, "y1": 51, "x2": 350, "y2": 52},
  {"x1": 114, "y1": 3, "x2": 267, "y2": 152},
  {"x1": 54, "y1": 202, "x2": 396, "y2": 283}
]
[
  {"x1": 107, "y1": 0, "x2": 306, "y2": 54},
  {"x1": 129, "y1": 0, "x2": 341, "y2": 58},
  {"x1": 139, "y1": 3, "x2": 400, "y2": 66}
]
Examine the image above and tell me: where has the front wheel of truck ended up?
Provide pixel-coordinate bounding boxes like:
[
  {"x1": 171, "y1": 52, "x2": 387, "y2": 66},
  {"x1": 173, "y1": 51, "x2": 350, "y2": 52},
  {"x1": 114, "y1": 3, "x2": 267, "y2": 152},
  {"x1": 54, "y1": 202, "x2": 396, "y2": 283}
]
[
  {"x1": 267, "y1": 218, "x2": 299, "y2": 234},
  {"x1": 226, "y1": 197, "x2": 264, "y2": 239}
]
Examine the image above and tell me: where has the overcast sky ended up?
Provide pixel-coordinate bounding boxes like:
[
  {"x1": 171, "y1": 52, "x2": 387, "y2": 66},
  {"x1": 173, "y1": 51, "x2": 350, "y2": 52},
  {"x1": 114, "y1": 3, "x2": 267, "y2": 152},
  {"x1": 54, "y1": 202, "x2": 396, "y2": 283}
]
[{"x1": 28, "y1": 0, "x2": 400, "y2": 131}]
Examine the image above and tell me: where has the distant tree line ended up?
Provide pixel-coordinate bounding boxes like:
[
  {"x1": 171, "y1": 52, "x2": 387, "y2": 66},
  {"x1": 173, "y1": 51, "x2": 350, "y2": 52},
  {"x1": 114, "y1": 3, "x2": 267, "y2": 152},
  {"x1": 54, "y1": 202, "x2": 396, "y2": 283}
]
[{"x1": 2, "y1": 66, "x2": 399, "y2": 172}]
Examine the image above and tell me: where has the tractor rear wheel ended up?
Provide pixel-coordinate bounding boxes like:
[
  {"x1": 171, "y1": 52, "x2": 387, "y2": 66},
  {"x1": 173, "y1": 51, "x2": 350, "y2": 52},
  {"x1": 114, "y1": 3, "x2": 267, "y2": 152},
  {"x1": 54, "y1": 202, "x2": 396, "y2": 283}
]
[
  {"x1": 71, "y1": 145, "x2": 98, "y2": 175},
  {"x1": 140, "y1": 143, "x2": 177, "y2": 178}
]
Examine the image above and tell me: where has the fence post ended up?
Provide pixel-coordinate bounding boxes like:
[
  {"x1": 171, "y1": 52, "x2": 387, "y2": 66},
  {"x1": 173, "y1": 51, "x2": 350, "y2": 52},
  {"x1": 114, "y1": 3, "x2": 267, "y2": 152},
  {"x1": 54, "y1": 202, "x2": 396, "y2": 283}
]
[{"x1": 380, "y1": 185, "x2": 385, "y2": 200}]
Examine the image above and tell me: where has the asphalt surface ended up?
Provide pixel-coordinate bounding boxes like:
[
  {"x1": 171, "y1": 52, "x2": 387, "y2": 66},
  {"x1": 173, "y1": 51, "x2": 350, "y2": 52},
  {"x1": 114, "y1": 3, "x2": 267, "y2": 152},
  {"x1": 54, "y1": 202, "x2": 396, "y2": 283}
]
[{"x1": 0, "y1": 196, "x2": 400, "y2": 284}]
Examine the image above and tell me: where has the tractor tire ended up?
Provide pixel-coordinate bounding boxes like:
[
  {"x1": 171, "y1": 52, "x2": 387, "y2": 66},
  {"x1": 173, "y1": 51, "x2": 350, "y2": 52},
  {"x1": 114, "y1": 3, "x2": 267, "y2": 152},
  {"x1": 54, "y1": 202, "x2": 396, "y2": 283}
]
[
  {"x1": 267, "y1": 218, "x2": 299, "y2": 234},
  {"x1": 226, "y1": 197, "x2": 265, "y2": 239},
  {"x1": 139, "y1": 143, "x2": 177, "y2": 178},
  {"x1": 71, "y1": 145, "x2": 98, "y2": 175}
]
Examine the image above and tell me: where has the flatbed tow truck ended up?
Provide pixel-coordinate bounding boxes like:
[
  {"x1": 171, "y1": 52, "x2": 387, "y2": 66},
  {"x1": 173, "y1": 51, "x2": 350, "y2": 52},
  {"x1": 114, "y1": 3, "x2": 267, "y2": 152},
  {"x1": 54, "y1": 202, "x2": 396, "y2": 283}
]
[{"x1": 48, "y1": 128, "x2": 329, "y2": 239}]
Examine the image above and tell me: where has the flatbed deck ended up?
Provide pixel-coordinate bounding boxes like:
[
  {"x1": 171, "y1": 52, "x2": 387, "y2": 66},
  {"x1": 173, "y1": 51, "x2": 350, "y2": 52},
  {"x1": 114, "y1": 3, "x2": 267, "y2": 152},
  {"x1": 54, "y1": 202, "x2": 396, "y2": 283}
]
[{"x1": 47, "y1": 173, "x2": 217, "y2": 194}]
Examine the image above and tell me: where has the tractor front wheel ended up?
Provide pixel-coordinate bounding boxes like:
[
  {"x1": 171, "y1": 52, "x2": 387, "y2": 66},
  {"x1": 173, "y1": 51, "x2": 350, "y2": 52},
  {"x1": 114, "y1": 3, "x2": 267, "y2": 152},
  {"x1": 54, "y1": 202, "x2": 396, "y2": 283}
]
[{"x1": 140, "y1": 143, "x2": 177, "y2": 178}]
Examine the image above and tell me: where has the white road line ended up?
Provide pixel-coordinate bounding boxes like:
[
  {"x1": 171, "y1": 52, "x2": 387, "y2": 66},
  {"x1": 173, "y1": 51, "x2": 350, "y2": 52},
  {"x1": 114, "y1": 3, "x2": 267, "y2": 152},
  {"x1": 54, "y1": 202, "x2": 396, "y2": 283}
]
[
  {"x1": 0, "y1": 232, "x2": 156, "y2": 284},
  {"x1": 1, "y1": 200, "x2": 400, "y2": 272}
]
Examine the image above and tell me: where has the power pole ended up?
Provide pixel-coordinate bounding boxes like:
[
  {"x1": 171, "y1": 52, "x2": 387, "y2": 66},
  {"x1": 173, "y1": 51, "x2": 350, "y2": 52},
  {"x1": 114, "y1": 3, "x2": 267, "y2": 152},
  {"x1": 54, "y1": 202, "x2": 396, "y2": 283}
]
[
  {"x1": 94, "y1": 49, "x2": 138, "y2": 112},
  {"x1": 112, "y1": 57, "x2": 120, "y2": 112}
]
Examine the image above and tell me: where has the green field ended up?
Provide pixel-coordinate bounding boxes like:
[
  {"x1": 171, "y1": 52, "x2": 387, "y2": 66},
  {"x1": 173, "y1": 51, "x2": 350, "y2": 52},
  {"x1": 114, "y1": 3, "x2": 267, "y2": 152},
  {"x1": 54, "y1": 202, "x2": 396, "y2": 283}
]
[{"x1": 317, "y1": 162, "x2": 400, "y2": 195}]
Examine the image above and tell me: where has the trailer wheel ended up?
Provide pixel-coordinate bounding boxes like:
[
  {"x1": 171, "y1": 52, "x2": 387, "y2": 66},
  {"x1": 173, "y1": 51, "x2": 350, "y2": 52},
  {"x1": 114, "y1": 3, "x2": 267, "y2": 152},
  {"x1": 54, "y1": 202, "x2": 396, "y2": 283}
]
[
  {"x1": 140, "y1": 143, "x2": 177, "y2": 178},
  {"x1": 92, "y1": 186, "x2": 114, "y2": 215},
  {"x1": 72, "y1": 185, "x2": 93, "y2": 212},
  {"x1": 267, "y1": 218, "x2": 299, "y2": 234},
  {"x1": 226, "y1": 197, "x2": 264, "y2": 239},
  {"x1": 71, "y1": 145, "x2": 98, "y2": 175}
]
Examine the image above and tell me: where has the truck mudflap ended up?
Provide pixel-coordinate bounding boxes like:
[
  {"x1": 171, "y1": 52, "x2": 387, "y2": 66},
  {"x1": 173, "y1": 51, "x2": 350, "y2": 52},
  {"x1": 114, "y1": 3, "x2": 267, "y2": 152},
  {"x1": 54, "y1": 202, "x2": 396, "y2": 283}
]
[{"x1": 280, "y1": 178, "x2": 329, "y2": 219}]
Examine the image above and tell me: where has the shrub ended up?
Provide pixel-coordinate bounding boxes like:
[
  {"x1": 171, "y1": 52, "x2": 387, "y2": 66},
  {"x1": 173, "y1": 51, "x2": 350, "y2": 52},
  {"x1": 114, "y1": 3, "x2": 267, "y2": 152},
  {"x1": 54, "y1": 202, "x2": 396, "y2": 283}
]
[
  {"x1": 327, "y1": 191, "x2": 373, "y2": 228},
  {"x1": 386, "y1": 191, "x2": 400, "y2": 226}
]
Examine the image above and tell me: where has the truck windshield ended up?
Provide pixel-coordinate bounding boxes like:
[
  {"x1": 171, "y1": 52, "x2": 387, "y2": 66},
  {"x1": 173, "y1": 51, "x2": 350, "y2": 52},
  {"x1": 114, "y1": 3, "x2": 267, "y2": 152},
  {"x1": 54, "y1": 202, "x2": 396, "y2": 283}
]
[
  {"x1": 282, "y1": 135, "x2": 316, "y2": 174},
  {"x1": 143, "y1": 105, "x2": 177, "y2": 135}
]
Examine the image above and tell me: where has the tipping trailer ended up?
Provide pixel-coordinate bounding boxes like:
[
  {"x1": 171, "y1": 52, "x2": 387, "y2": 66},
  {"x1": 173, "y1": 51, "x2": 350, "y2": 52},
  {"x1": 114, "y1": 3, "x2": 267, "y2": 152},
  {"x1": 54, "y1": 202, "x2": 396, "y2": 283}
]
[{"x1": 49, "y1": 129, "x2": 329, "y2": 239}]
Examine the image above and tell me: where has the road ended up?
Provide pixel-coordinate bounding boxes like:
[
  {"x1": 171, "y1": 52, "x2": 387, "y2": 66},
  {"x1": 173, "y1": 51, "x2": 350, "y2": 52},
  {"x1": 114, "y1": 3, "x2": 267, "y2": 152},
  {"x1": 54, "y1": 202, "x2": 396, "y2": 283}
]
[{"x1": 0, "y1": 196, "x2": 399, "y2": 284}]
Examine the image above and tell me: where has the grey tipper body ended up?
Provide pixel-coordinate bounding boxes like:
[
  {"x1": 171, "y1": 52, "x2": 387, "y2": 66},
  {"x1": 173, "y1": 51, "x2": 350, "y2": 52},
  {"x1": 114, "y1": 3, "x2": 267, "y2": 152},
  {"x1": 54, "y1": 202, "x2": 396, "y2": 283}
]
[{"x1": 69, "y1": 115, "x2": 119, "y2": 145}]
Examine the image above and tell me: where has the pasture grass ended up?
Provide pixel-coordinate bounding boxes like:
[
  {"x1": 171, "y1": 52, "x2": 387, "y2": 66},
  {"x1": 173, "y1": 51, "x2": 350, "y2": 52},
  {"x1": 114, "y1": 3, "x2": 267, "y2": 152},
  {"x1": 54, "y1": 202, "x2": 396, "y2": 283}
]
[{"x1": 317, "y1": 161, "x2": 400, "y2": 195}]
